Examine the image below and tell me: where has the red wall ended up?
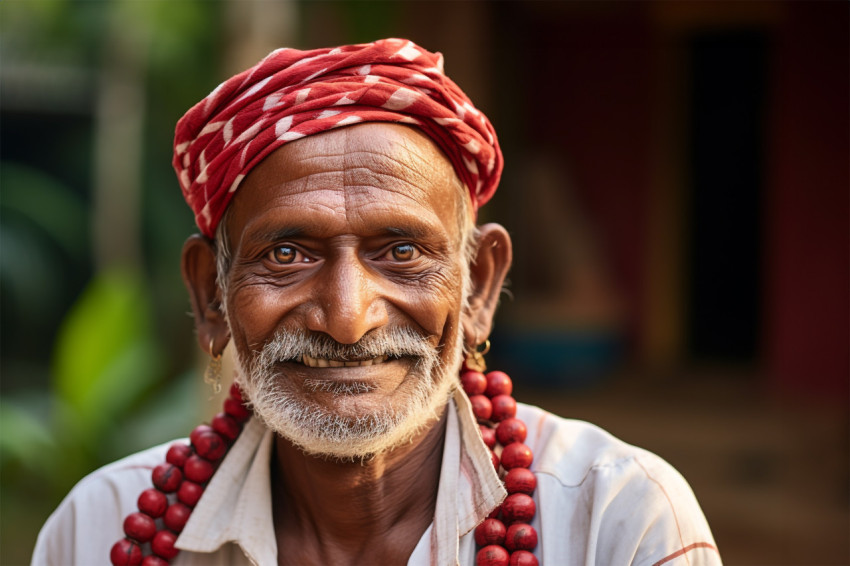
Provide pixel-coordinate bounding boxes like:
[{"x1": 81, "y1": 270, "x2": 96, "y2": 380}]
[
  {"x1": 521, "y1": 4, "x2": 654, "y2": 350},
  {"x1": 764, "y1": 1, "x2": 849, "y2": 400}
]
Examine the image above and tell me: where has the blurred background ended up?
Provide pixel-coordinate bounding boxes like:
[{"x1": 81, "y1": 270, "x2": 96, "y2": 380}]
[{"x1": 1, "y1": 1, "x2": 847, "y2": 564}]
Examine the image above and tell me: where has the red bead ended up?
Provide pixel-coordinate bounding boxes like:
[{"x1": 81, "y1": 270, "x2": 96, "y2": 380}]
[
  {"x1": 183, "y1": 454, "x2": 215, "y2": 483},
  {"x1": 165, "y1": 443, "x2": 192, "y2": 467},
  {"x1": 110, "y1": 538, "x2": 142, "y2": 565},
  {"x1": 152, "y1": 464, "x2": 183, "y2": 493},
  {"x1": 123, "y1": 512, "x2": 156, "y2": 542},
  {"x1": 490, "y1": 450, "x2": 500, "y2": 471},
  {"x1": 191, "y1": 428, "x2": 227, "y2": 461},
  {"x1": 189, "y1": 425, "x2": 214, "y2": 446},
  {"x1": 151, "y1": 530, "x2": 180, "y2": 560},
  {"x1": 474, "y1": 518, "x2": 506, "y2": 546},
  {"x1": 461, "y1": 371, "x2": 488, "y2": 395},
  {"x1": 479, "y1": 425, "x2": 496, "y2": 449},
  {"x1": 141, "y1": 556, "x2": 170, "y2": 566},
  {"x1": 504, "y1": 468, "x2": 537, "y2": 495},
  {"x1": 469, "y1": 395, "x2": 493, "y2": 421},
  {"x1": 211, "y1": 412, "x2": 241, "y2": 441},
  {"x1": 177, "y1": 480, "x2": 204, "y2": 507},
  {"x1": 138, "y1": 488, "x2": 168, "y2": 518},
  {"x1": 476, "y1": 544, "x2": 510, "y2": 566},
  {"x1": 501, "y1": 493, "x2": 536, "y2": 524},
  {"x1": 509, "y1": 550, "x2": 539, "y2": 566},
  {"x1": 496, "y1": 418, "x2": 527, "y2": 445},
  {"x1": 485, "y1": 371, "x2": 513, "y2": 397},
  {"x1": 164, "y1": 502, "x2": 192, "y2": 533},
  {"x1": 490, "y1": 395, "x2": 517, "y2": 423},
  {"x1": 229, "y1": 382, "x2": 244, "y2": 403},
  {"x1": 500, "y1": 443, "x2": 533, "y2": 470},
  {"x1": 224, "y1": 397, "x2": 251, "y2": 422},
  {"x1": 505, "y1": 523, "x2": 538, "y2": 551}
]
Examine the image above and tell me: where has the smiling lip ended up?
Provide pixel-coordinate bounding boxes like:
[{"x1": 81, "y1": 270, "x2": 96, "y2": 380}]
[{"x1": 299, "y1": 354, "x2": 389, "y2": 368}]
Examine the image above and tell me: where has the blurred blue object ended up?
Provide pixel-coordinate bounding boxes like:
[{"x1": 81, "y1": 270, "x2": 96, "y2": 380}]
[{"x1": 490, "y1": 329, "x2": 623, "y2": 388}]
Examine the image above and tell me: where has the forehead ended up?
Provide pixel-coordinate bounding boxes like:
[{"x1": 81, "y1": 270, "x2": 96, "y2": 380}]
[{"x1": 225, "y1": 123, "x2": 466, "y2": 243}]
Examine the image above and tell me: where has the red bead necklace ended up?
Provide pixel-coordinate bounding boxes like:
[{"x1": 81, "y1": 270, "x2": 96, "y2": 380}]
[
  {"x1": 110, "y1": 371, "x2": 539, "y2": 566},
  {"x1": 461, "y1": 366, "x2": 539, "y2": 566},
  {"x1": 109, "y1": 383, "x2": 251, "y2": 566}
]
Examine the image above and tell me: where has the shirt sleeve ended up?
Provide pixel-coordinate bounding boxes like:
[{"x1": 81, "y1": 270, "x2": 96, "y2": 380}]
[
  {"x1": 590, "y1": 453, "x2": 722, "y2": 566},
  {"x1": 31, "y1": 448, "x2": 166, "y2": 566},
  {"x1": 526, "y1": 408, "x2": 722, "y2": 566}
]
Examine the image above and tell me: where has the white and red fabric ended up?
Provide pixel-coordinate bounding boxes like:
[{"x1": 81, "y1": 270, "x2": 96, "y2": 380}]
[
  {"x1": 173, "y1": 38, "x2": 502, "y2": 238},
  {"x1": 32, "y1": 391, "x2": 721, "y2": 565}
]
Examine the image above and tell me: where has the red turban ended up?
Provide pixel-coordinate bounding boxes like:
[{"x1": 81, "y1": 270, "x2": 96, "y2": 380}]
[{"x1": 173, "y1": 38, "x2": 502, "y2": 238}]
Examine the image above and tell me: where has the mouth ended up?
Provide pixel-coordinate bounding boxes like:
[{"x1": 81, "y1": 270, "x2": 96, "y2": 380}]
[{"x1": 299, "y1": 354, "x2": 391, "y2": 368}]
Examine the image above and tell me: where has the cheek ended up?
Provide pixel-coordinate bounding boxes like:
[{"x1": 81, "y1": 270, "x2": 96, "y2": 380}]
[
  {"x1": 389, "y1": 266, "x2": 465, "y2": 339},
  {"x1": 226, "y1": 282, "x2": 303, "y2": 348}
]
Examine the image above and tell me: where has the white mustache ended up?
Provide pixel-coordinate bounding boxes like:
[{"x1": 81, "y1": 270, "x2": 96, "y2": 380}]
[{"x1": 256, "y1": 327, "x2": 440, "y2": 368}]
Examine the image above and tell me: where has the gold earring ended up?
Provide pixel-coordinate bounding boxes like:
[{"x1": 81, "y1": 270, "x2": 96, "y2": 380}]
[
  {"x1": 465, "y1": 339, "x2": 490, "y2": 372},
  {"x1": 204, "y1": 339, "x2": 223, "y2": 395}
]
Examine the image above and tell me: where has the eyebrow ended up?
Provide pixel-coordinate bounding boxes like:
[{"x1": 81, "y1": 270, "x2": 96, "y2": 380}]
[
  {"x1": 244, "y1": 226, "x2": 307, "y2": 245},
  {"x1": 384, "y1": 225, "x2": 431, "y2": 240}
]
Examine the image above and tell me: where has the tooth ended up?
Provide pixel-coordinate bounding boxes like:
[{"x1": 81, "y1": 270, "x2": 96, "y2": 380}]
[
  {"x1": 344, "y1": 361, "x2": 359, "y2": 367},
  {"x1": 316, "y1": 358, "x2": 329, "y2": 368},
  {"x1": 361, "y1": 359, "x2": 373, "y2": 366},
  {"x1": 329, "y1": 360, "x2": 343, "y2": 368}
]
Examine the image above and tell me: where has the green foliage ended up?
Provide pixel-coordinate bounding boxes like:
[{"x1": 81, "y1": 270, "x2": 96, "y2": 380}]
[
  {"x1": 52, "y1": 268, "x2": 164, "y2": 438},
  {"x1": 0, "y1": 269, "x2": 200, "y2": 563},
  {"x1": 0, "y1": 2, "x2": 224, "y2": 563},
  {"x1": 0, "y1": 399, "x2": 57, "y2": 476},
  {"x1": 0, "y1": 162, "x2": 88, "y2": 261},
  {"x1": 0, "y1": 164, "x2": 90, "y2": 363}
]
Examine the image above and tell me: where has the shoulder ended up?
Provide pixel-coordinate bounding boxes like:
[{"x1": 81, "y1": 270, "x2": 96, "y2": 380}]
[
  {"x1": 518, "y1": 403, "x2": 687, "y2": 489},
  {"x1": 517, "y1": 403, "x2": 721, "y2": 565},
  {"x1": 31, "y1": 440, "x2": 175, "y2": 566}
]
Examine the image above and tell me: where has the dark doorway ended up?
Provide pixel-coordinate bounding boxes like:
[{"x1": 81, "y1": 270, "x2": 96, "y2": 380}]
[{"x1": 686, "y1": 31, "x2": 768, "y2": 362}]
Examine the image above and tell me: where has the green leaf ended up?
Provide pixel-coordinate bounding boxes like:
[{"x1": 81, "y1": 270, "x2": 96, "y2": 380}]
[
  {"x1": 0, "y1": 162, "x2": 88, "y2": 261},
  {"x1": 52, "y1": 268, "x2": 163, "y2": 434},
  {"x1": 0, "y1": 398, "x2": 57, "y2": 471}
]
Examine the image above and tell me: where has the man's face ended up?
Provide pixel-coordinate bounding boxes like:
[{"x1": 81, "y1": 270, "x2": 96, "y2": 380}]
[{"x1": 219, "y1": 123, "x2": 470, "y2": 459}]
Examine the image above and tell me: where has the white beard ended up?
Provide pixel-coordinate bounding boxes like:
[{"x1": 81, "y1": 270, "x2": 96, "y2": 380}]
[{"x1": 233, "y1": 327, "x2": 462, "y2": 460}]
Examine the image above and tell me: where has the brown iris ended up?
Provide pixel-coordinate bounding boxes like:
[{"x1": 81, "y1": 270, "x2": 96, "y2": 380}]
[
  {"x1": 273, "y1": 246, "x2": 296, "y2": 263},
  {"x1": 391, "y1": 244, "x2": 416, "y2": 261}
]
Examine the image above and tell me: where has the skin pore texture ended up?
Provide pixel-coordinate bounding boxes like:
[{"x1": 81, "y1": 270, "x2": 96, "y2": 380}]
[{"x1": 181, "y1": 124, "x2": 512, "y2": 565}]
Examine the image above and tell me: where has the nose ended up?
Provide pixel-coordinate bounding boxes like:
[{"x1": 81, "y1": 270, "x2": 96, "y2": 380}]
[{"x1": 305, "y1": 251, "x2": 389, "y2": 344}]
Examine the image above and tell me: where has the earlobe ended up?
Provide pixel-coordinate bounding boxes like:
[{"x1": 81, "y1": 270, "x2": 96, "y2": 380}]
[
  {"x1": 181, "y1": 234, "x2": 230, "y2": 354},
  {"x1": 462, "y1": 223, "x2": 512, "y2": 349}
]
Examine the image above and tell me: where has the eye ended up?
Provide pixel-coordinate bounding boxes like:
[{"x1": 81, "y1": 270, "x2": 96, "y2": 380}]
[
  {"x1": 388, "y1": 243, "x2": 419, "y2": 262},
  {"x1": 269, "y1": 245, "x2": 302, "y2": 264}
]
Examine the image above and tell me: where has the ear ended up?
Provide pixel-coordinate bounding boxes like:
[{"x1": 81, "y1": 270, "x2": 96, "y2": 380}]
[
  {"x1": 181, "y1": 234, "x2": 230, "y2": 355},
  {"x1": 462, "y1": 223, "x2": 512, "y2": 349}
]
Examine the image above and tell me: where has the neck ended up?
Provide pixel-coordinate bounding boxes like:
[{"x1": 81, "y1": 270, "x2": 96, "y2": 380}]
[{"x1": 271, "y1": 406, "x2": 448, "y2": 565}]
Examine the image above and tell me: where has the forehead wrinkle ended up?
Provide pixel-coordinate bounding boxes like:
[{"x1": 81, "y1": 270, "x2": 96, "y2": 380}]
[
  {"x1": 341, "y1": 147, "x2": 448, "y2": 191},
  {"x1": 341, "y1": 191, "x2": 444, "y2": 231},
  {"x1": 342, "y1": 167, "x2": 432, "y2": 204},
  {"x1": 232, "y1": 125, "x2": 462, "y2": 246}
]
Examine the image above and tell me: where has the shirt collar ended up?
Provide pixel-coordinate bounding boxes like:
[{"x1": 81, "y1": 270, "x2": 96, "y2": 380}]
[
  {"x1": 431, "y1": 389, "x2": 507, "y2": 565},
  {"x1": 176, "y1": 417, "x2": 276, "y2": 566},
  {"x1": 176, "y1": 390, "x2": 506, "y2": 566}
]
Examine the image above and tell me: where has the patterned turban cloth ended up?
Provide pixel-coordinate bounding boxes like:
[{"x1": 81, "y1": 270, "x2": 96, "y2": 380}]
[{"x1": 173, "y1": 38, "x2": 503, "y2": 238}]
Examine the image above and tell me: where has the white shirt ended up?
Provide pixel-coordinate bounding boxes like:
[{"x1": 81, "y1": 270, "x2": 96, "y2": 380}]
[{"x1": 32, "y1": 389, "x2": 721, "y2": 565}]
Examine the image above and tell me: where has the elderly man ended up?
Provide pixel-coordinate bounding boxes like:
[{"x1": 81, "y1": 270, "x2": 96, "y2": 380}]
[{"x1": 33, "y1": 39, "x2": 720, "y2": 566}]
